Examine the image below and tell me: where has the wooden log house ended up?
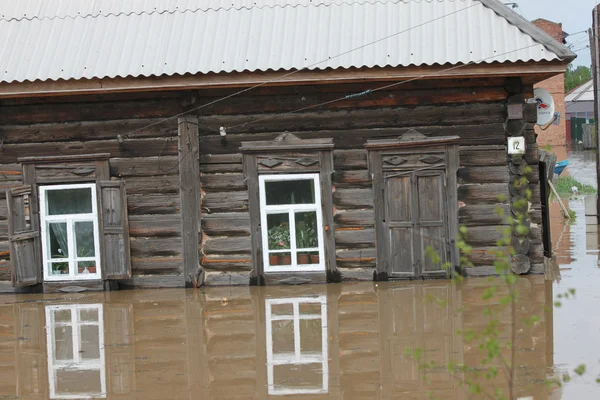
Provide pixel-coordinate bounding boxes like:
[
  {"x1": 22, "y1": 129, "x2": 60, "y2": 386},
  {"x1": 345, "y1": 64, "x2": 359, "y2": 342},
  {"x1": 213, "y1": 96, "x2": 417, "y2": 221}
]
[{"x1": 0, "y1": 0, "x2": 575, "y2": 291}]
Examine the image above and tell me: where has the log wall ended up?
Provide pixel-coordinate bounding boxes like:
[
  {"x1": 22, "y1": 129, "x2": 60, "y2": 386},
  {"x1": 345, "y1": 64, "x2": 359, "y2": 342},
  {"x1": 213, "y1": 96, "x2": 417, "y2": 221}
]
[{"x1": 0, "y1": 78, "x2": 545, "y2": 284}]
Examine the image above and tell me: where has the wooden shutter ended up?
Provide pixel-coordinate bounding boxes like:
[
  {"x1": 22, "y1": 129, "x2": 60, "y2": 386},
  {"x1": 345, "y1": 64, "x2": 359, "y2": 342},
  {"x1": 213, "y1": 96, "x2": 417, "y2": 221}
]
[
  {"x1": 7, "y1": 185, "x2": 42, "y2": 287},
  {"x1": 98, "y1": 181, "x2": 131, "y2": 280}
]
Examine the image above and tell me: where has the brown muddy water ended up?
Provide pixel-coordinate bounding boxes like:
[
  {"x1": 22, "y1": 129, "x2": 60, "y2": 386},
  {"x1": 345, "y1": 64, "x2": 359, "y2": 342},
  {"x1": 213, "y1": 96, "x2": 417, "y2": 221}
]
[{"x1": 0, "y1": 149, "x2": 599, "y2": 400}]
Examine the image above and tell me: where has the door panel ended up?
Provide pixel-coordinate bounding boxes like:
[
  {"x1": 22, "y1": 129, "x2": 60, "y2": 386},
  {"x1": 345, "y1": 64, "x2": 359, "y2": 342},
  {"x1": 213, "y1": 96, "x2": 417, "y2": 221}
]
[
  {"x1": 385, "y1": 175, "x2": 415, "y2": 277},
  {"x1": 417, "y1": 174, "x2": 443, "y2": 222},
  {"x1": 420, "y1": 226, "x2": 446, "y2": 273},
  {"x1": 389, "y1": 228, "x2": 414, "y2": 275},
  {"x1": 385, "y1": 176, "x2": 411, "y2": 222}
]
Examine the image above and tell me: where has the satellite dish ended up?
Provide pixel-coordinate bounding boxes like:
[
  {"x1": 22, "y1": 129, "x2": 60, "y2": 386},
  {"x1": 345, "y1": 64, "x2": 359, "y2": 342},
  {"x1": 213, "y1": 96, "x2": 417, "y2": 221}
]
[{"x1": 534, "y1": 88, "x2": 555, "y2": 126}]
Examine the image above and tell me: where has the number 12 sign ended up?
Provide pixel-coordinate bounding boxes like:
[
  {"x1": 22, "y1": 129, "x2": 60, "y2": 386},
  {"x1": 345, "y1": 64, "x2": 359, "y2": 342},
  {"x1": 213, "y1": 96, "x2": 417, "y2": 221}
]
[{"x1": 507, "y1": 136, "x2": 526, "y2": 155}]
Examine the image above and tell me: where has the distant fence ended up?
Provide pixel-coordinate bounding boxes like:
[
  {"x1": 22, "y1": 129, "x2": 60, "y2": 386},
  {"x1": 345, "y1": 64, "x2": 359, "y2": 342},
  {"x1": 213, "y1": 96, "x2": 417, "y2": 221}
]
[{"x1": 582, "y1": 124, "x2": 597, "y2": 149}]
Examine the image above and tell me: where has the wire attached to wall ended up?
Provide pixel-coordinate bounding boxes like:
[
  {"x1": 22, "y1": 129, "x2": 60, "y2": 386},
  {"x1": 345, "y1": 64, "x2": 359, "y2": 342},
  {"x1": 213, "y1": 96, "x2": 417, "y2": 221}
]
[{"x1": 118, "y1": 2, "x2": 480, "y2": 139}]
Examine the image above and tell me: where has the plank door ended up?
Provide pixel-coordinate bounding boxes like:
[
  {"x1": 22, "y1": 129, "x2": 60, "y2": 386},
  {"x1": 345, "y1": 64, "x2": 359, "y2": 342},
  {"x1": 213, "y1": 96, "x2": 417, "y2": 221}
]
[
  {"x1": 384, "y1": 170, "x2": 448, "y2": 278},
  {"x1": 415, "y1": 170, "x2": 448, "y2": 278}
]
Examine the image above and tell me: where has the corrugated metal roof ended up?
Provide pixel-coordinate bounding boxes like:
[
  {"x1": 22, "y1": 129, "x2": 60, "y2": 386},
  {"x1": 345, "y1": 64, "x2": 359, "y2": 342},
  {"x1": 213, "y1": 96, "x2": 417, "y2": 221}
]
[
  {"x1": 0, "y1": 0, "x2": 574, "y2": 84},
  {"x1": 566, "y1": 79, "x2": 594, "y2": 103}
]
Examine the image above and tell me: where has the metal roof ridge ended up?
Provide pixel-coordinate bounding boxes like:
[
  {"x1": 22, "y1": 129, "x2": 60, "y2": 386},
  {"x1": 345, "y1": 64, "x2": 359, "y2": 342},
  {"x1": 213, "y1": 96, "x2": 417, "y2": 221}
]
[
  {"x1": 0, "y1": 0, "x2": 467, "y2": 23},
  {"x1": 477, "y1": 0, "x2": 576, "y2": 62}
]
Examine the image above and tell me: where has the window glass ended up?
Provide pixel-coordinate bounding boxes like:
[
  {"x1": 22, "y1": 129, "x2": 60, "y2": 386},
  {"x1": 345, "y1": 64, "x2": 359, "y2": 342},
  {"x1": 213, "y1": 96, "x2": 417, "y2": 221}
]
[
  {"x1": 295, "y1": 212, "x2": 318, "y2": 249},
  {"x1": 75, "y1": 221, "x2": 95, "y2": 257},
  {"x1": 53, "y1": 326, "x2": 73, "y2": 361},
  {"x1": 265, "y1": 179, "x2": 315, "y2": 205},
  {"x1": 47, "y1": 188, "x2": 93, "y2": 215},
  {"x1": 49, "y1": 223, "x2": 68, "y2": 258},
  {"x1": 267, "y1": 214, "x2": 290, "y2": 250}
]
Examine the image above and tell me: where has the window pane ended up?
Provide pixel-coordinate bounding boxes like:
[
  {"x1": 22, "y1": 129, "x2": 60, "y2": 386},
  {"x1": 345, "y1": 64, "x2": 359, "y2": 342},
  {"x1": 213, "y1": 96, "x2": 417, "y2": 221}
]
[
  {"x1": 54, "y1": 326, "x2": 73, "y2": 361},
  {"x1": 273, "y1": 363, "x2": 323, "y2": 390},
  {"x1": 300, "y1": 319, "x2": 323, "y2": 354},
  {"x1": 54, "y1": 309, "x2": 72, "y2": 324},
  {"x1": 299, "y1": 302, "x2": 322, "y2": 316},
  {"x1": 265, "y1": 179, "x2": 315, "y2": 205},
  {"x1": 80, "y1": 325, "x2": 101, "y2": 360},
  {"x1": 75, "y1": 221, "x2": 95, "y2": 257},
  {"x1": 50, "y1": 262, "x2": 69, "y2": 276},
  {"x1": 77, "y1": 261, "x2": 98, "y2": 275},
  {"x1": 271, "y1": 303, "x2": 293, "y2": 317},
  {"x1": 295, "y1": 212, "x2": 318, "y2": 249},
  {"x1": 272, "y1": 320, "x2": 295, "y2": 355},
  {"x1": 55, "y1": 369, "x2": 102, "y2": 395},
  {"x1": 267, "y1": 214, "x2": 290, "y2": 250},
  {"x1": 297, "y1": 252, "x2": 319, "y2": 265},
  {"x1": 47, "y1": 187, "x2": 93, "y2": 215},
  {"x1": 48, "y1": 222, "x2": 68, "y2": 258},
  {"x1": 79, "y1": 308, "x2": 99, "y2": 323}
]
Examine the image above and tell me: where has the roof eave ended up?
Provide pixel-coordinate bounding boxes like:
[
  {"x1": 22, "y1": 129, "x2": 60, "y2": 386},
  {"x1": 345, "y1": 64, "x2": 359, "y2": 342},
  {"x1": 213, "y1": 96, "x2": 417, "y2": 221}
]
[{"x1": 0, "y1": 61, "x2": 571, "y2": 99}]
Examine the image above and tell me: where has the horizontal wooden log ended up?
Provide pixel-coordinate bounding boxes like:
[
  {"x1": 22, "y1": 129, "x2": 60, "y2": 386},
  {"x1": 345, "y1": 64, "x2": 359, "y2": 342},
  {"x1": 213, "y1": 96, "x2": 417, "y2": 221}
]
[
  {"x1": 458, "y1": 166, "x2": 510, "y2": 184},
  {"x1": 336, "y1": 248, "x2": 377, "y2": 268},
  {"x1": 332, "y1": 170, "x2": 371, "y2": 188},
  {"x1": 127, "y1": 194, "x2": 181, "y2": 215},
  {"x1": 333, "y1": 188, "x2": 374, "y2": 209},
  {"x1": 458, "y1": 184, "x2": 510, "y2": 204},
  {"x1": 459, "y1": 146, "x2": 507, "y2": 166},
  {"x1": 130, "y1": 237, "x2": 182, "y2": 258},
  {"x1": 0, "y1": 241, "x2": 9, "y2": 258},
  {"x1": 200, "y1": 163, "x2": 243, "y2": 174},
  {"x1": 466, "y1": 247, "x2": 507, "y2": 267},
  {"x1": 110, "y1": 157, "x2": 179, "y2": 177},
  {"x1": 1, "y1": 138, "x2": 178, "y2": 164},
  {"x1": 0, "y1": 223, "x2": 7, "y2": 241},
  {"x1": 334, "y1": 150, "x2": 367, "y2": 170},
  {"x1": 335, "y1": 228, "x2": 376, "y2": 247},
  {"x1": 200, "y1": 153, "x2": 242, "y2": 164},
  {"x1": 201, "y1": 213, "x2": 250, "y2": 236},
  {"x1": 462, "y1": 225, "x2": 542, "y2": 248},
  {"x1": 0, "y1": 119, "x2": 177, "y2": 144},
  {"x1": 463, "y1": 226, "x2": 510, "y2": 248},
  {"x1": 200, "y1": 173, "x2": 246, "y2": 191},
  {"x1": 202, "y1": 191, "x2": 248, "y2": 213},
  {"x1": 203, "y1": 236, "x2": 252, "y2": 255},
  {"x1": 121, "y1": 274, "x2": 184, "y2": 288},
  {"x1": 459, "y1": 205, "x2": 510, "y2": 226},
  {"x1": 201, "y1": 124, "x2": 507, "y2": 155},
  {"x1": 204, "y1": 102, "x2": 507, "y2": 135},
  {"x1": 201, "y1": 254, "x2": 253, "y2": 272},
  {"x1": 0, "y1": 260, "x2": 10, "y2": 281},
  {"x1": 125, "y1": 175, "x2": 180, "y2": 195},
  {"x1": 128, "y1": 215, "x2": 182, "y2": 237},
  {"x1": 0, "y1": 165, "x2": 23, "y2": 187},
  {"x1": 131, "y1": 257, "x2": 183, "y2": 275},
  {"x1": 204, "y1": 271, "x2": 251, "y2": 286},
  {"x1": 0, "y1": 202, "x2": 7, "y2": 219},
  {"x1": 334, "y1": 209, "x2": 375, "y2": 228}
]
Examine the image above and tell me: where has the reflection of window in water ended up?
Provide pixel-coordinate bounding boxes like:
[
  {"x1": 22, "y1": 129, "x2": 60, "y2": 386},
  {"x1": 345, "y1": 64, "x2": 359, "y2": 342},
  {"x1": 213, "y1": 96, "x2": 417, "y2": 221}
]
[
  {"x1": 265, "y1": 296, "x2": 328, "y2": 395},
  {"x1": 45, "y1": 305, "x2": 106, "y2": 399}
]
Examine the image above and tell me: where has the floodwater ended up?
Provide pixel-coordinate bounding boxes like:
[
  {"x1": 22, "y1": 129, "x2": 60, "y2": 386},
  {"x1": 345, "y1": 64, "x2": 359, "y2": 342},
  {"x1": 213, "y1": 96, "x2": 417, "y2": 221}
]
[{"x1": 0, "y1": 149, "x2": 599, "y2": 399}]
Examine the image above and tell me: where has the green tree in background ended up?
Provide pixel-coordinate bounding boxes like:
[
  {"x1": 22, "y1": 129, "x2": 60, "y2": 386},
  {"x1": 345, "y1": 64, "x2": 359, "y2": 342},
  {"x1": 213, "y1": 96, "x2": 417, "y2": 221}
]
[{"x1": 565, "y1": 64, "x2": 591, "y2": 92}]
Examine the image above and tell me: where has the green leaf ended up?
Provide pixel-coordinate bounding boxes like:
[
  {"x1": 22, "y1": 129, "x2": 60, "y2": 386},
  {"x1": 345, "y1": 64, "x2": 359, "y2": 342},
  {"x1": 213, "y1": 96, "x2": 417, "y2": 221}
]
[{"x1": 575, "y1": 364, "x2": 587, "y2": 376}]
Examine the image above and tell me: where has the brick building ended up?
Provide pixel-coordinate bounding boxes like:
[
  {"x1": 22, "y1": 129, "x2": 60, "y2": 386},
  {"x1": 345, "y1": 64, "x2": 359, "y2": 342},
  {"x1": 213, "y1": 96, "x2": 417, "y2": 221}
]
[{"x1": 532, "y1": 18, "x2": 569, "y2": 148}]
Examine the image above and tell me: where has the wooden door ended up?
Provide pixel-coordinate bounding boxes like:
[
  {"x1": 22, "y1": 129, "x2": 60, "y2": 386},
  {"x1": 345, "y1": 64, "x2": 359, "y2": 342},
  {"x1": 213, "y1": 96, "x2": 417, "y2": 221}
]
[{"x1": 384, "y1": 170, "x2": 448, "y2": 278}]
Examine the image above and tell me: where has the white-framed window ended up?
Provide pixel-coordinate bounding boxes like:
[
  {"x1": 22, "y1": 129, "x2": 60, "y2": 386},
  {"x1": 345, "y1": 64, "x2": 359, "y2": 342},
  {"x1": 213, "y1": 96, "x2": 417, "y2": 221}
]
[
  {"x1": 259, "y1": 174, "x2": 325, "y2": 273},
  {"x1": 40, "y1": 183, "x2": 102, "y2": 281},
  {"x1": 45, "y1": 304, "x2": 106, "y2": 399},
  {"x1": 265, "y1": 296, "x2": 328, "y2": 395}
]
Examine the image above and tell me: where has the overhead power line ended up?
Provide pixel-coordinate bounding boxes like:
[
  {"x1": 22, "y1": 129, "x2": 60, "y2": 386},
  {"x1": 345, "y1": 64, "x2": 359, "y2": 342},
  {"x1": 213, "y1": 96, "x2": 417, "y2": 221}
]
[{"x1": 119, "y1": 1, "x2": 480, "y2": 137}]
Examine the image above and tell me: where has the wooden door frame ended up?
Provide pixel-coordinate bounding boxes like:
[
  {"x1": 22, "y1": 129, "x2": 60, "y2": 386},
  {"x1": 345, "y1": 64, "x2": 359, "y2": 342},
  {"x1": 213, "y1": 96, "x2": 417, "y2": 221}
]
[{"x1": 366, "y1": 130, "x2": 460, "y2": 280}]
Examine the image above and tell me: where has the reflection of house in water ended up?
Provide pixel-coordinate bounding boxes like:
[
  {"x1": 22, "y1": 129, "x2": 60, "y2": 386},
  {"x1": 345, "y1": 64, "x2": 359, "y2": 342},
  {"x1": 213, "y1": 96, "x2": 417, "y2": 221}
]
[
  {"x1": 45, "y1": 305, "x2": 106, "y2": 398},
  {"x1": 0, "y1": 278, "x2": 558, "y2": 399},
  {"x1": 265, "y1": 296, "x2": 328, "y2": 395}
]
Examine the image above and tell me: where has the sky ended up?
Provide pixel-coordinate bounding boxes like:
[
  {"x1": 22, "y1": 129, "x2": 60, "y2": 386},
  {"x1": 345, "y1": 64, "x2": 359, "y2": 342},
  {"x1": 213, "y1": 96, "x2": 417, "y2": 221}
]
[{"x1": 515, "y1": 0, "x2": 597, "y2": 67}]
